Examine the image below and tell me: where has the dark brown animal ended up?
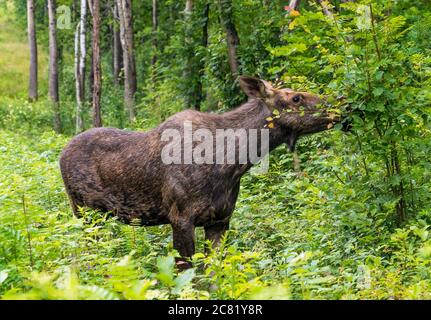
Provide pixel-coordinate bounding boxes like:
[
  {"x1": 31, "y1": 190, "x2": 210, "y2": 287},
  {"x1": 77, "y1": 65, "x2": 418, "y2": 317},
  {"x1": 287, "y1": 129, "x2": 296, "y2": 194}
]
[{"x1": 59, "y1": 76, "x2": 339, "y2": 268}]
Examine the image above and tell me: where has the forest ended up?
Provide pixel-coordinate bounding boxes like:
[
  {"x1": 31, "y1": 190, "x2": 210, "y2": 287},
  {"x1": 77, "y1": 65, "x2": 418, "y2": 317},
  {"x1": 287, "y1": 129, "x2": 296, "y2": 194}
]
[{"x1": 0, "y1": 0, "x2": 431, "y2": 300}]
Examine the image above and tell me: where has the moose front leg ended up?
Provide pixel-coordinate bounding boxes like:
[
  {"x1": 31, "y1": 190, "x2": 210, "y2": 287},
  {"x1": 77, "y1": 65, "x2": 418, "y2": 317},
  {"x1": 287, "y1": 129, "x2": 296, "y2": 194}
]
[
  {"x1": 204, "y1": 219, "x2": 230, "y2": 252},
  {"x1": 171, "y1": 221, "x2": 196, "y2": 270}
]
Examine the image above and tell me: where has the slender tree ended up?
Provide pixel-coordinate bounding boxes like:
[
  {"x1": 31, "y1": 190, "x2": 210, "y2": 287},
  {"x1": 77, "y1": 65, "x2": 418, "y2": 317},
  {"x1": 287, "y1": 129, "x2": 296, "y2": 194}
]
[
  {"x1": 74, "y1": 22, "x2": 81, "y2": 130},
  {"x1": 183, "y1": 0, "x2": 194, "y2": 108},
  {"x1": 194, "y1": 2, "x2": 209, "y2": 110},
  {"x1": 87, "y1": 0, "x2": 94, "y2": 104},
  {"x1": 74, "y1": 0, "x2": 87, "y2": 133},
  {"x1": 285, "y1": 0, "x2": 303, "y2": 171},
  {"x1": 288, "y1": 0, "x2": 301, "y2": 10},
  {"x1": 185, "y1": 0, "x2": 193, "y2": 14},
  {"x1": 218, "y1": 0, "x2": 240, "y2": 77},
  {"x1": 316, "y1": 0, "x2": 333, "y2": 17},
  {"x1": 91, "y1": 0, "x2": 102, "y2": 127},
  {"x1": 112, "y1": 1, "x2": 123, "y2": 85},
  {"x1": 117, "y1": 0, "x2": 137, "y2": 122},
  {"x1": 47, "y1": 0, "x2": 61, "y2": 133},
  {"x1": 182, "y1": 1, "x2": 209, "y2": 110},
  {"x1": 151, "y1": 0, "x2": 158, "y2": 67},
  {"x1": 27, "y1": 0, "x2": 38, "y2": 101},
  {"x1": 79, "y1": 0, "x2": 87, "y2": 117}
]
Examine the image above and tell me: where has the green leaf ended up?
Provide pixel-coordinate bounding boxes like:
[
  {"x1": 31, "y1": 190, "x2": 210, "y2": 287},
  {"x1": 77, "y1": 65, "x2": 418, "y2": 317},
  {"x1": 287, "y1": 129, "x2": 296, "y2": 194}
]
[
  {"x1": 0, "y1": 270, "x2": 8, "y2": 284},
  {"x1": 173, "y1": 269, "x2": 195, "y2": 294},
  {"x1": 419, "y1": 245, "x2": 431, "y2": 259},
  {"x1": 156, "y1": 256, "x2": 175, "y2": 286},
  {"x1": 388, "y1": 175, "x2": 401, "y2": 186},
  {"x1": 372, "y1": 87, "x2": 384, "y2": 97},
  {"x1": 271, "y1": 43, "x2": 307, "y2": 57},
  {"x1": 375, "y1": 71, "x2": 384, "y2": 81}
]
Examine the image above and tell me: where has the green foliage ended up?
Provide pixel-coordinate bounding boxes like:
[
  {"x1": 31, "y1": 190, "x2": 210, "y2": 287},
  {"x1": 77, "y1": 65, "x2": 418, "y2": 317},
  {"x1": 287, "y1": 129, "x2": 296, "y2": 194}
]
[
  {"x1": 1, "y1": 127, "x2": 431, "y2": 299},
  {"x1": 2, "y1": 0, "x2": 431, "y2": 300},
  {"x1": 267, "y1": 1, "x2": 431, "y2": 225}
]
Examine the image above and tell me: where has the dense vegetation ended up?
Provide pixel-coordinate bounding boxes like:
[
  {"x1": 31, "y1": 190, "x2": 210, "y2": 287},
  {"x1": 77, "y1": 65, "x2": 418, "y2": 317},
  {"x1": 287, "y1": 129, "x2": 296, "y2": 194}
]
[{"x1": 1, "y1": 0, "x2": 431, "y2": 299}]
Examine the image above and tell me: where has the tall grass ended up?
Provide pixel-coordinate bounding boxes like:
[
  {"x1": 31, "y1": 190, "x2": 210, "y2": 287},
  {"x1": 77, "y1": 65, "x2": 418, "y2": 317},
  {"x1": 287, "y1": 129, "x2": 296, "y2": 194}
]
[{"x1": 0, "y1": 4, "x2": 48, "y2": 99}]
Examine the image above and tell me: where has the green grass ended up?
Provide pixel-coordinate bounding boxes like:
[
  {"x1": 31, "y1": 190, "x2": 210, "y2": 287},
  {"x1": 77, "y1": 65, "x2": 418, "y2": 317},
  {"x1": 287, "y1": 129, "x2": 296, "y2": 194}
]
[
  {"x1": 0, "y1": 129, "x2": 279, "y2": 299},
  {"x1": 1, "y1": 127, "x2": 431, "y2": 299},
  {"x1": 1, "y1": 1, "x2": 431, "y2": 300},
  {"x1": 0, "y1": 4, "x2": 48, "y2": 99}
]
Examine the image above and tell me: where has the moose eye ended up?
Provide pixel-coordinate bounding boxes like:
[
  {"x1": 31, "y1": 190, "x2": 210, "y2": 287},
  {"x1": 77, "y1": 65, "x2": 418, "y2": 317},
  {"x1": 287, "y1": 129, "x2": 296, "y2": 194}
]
[{"x1": 292, "y1": 95, "x2": 302, "y2": 103}]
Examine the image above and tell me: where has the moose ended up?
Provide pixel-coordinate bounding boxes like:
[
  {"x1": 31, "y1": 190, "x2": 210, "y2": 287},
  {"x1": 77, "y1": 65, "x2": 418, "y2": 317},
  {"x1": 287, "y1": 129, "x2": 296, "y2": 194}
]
[{"x1": 60, "y1": 76, "x2": 341, "y2": 269}]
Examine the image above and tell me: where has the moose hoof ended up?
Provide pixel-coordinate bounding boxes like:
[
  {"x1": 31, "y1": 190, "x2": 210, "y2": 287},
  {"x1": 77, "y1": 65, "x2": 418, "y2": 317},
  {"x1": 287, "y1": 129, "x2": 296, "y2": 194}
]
[{"x1": 175, "y1": 260, "x2": 193, "y2": 271}]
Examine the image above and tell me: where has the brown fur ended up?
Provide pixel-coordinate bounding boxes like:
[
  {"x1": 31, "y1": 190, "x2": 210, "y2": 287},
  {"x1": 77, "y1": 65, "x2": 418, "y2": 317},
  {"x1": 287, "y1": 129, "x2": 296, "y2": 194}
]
[{"x1": 59, "y1": 76, "x2": 338, "y2": 268}]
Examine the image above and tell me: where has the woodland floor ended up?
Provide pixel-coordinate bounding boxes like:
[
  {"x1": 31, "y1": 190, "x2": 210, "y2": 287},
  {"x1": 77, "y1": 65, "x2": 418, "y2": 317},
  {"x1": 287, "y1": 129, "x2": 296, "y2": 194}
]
[{"x1": 1, "y1": 5, "x2": 431, "y2": 300}]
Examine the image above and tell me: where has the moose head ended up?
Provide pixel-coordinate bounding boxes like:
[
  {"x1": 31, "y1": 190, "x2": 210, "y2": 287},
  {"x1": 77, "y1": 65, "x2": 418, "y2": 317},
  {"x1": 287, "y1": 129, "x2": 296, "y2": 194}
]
[{"x1": 239, "y1": 76, "x2": 340, "y2": 151}]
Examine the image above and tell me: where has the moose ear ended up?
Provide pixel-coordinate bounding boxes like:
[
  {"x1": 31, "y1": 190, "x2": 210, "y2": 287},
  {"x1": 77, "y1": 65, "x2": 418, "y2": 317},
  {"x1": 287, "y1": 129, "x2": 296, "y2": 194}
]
[{"x1": 239, "y1": 76, "x2": 274, "y2": 99}]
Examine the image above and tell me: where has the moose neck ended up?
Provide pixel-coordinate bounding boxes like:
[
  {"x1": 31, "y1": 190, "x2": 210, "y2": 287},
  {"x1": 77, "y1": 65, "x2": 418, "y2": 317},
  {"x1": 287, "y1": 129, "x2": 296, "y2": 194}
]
[
  {"x1": 220, "y1": 98, "x2": 291, "y2": 152},
  {"x1": 218, "y1": 99, "x2": 293, "y2": 178}
]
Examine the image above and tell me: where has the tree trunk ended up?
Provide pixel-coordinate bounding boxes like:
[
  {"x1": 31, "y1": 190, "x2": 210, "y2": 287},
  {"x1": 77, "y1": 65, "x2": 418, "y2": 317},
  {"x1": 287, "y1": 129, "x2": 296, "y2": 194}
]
[
  {"x1": 79, "y1": 0, "x2": 87, "y2": 101},
  {"x1": 27, "y1": 0, "x2": 38, "y2": 101},
  {"x1": 194, "y1": 2, "x2": 209, "y2": 111},
  {"x1": 316, "y1": 0, "x2": 333, "y2": 17},
  {"x1": 74, "y1": 23, "x2": 82, "y2": 133},
  {"x1": 91, "y1": 0, "x2": 102, "y2": 127},
  {"x1": 117, "y1": 0, "x2": 137, "y2": 122},
  {"x1": 112, "y1": 1, "x2": 123, "y2": 85},
  {"x1": 391, "y1": 146, "x2": 407, "y2": 223},
  {"x1": 88, "y1": 41, "x2": 94, "y2": 104},
  {"x1": 201, "y1": 3, "x2": 209, "y2": 60},
  {"x1": 87, "y1": 0, "x2": 94, "y2": 104},
  {"x1": 48, "y1": 0, "x2": 61, "y2": 133},
  {"x1": 288, "y1": 0, "x2": 301, "y2": 10},
  {"x1": 218, "y1": 0, "x2": 240, "y2": 77},
  {"x1": 183, "y1": 1, "x2": 209, "y2": 111},
  {"x1": 183, "y1": 0, "x2": 194, "y2": 108},
  {"x1": 151, "y1": 0, "x2": 158, "y2": 67},
  {"x1": 185, "y1": 0, "x2": 193, "y2": 13},
  {"x1": 74, "y1": 0, "x2": 87, "y2": 133}
]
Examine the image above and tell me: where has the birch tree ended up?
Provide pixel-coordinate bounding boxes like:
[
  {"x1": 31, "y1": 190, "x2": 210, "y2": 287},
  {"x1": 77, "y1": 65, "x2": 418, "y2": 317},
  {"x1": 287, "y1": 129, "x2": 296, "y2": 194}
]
[
  {"x1": 316, "y1": 0, "x2": 334, "y2": 17},
  {"x1": 117, "y1": 0, "x2": 137, "y2": 122},
  {"x1": 27, "y1": 0, "x2": 38, "y2": 101},
  {"x1": 288, "y1": 0, "x2": 301, "y2": 10},
  {"x1": 74, "y1": 0, "x2": 87, "y2": 133},
  {"x1": 74, "y1": 23, "x2": 80, "y2": 130},
  {"x1": 151, "y1": 0, "x2": 158, "y2": 67},
  {"x1": 47, "y1": 0, "x2": 61, "y2": 133},
  {"x1": 112, "y1": 1, "x2": 123, "y2": 85}
]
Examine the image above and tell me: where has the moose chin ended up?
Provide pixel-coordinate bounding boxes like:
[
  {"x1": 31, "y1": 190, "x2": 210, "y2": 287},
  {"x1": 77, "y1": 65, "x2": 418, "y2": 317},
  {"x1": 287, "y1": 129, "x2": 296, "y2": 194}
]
[{"x1": 59, "y1": 76, "x2": 341, "y2": 269}]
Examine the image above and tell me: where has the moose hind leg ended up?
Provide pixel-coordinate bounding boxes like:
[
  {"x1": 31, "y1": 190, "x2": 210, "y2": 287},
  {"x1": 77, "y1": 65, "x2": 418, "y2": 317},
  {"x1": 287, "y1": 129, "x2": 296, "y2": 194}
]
[
  {"x1": 171, "y1": 221, "x2": 196, "y2": 270},
  {"x1": 204, "y1": 219, "x2": 230, "y2": 252}
]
